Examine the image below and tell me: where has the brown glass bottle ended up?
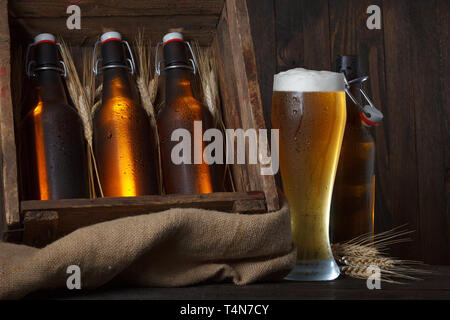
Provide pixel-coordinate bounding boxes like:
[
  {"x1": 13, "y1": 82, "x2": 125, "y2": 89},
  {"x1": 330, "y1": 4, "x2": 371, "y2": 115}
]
[
  {"x1": 20, "y1": 34, "x2": 90, "y2": 200},
  {"x1": 93, "y1": 32, "x2": 157, "y2": 197},
  {"x1": 157, "y1": 33, "x2": 222, "y2": 194},
  {"x1": 330, "y1": 55, "x2": 376, "y2": 243}
]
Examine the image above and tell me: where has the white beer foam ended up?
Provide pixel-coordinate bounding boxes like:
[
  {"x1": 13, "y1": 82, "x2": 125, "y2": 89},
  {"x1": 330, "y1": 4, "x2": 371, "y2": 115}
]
[{"x1": 273, "y1": 68, "x2": 345, "y2": 92}]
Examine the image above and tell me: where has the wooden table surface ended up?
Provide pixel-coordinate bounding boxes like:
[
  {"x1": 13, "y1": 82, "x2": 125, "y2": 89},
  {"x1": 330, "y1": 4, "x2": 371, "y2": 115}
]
[{"x1": 26, "y1": 265, "x2": 450, "y2": 300}]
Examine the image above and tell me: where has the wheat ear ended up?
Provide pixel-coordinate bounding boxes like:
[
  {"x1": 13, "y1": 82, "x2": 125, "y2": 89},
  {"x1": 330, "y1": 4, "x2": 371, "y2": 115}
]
[
  {"x1": 134, "y1": 30, "x2": 163, "y2": 194},
  {"x1": 82, "y1": 47, "x2": 104, "y2": 197},
  {"x1": 332, "y1": 226, "x2": 430, "y2": 283},
  {"x1": 57, "y1": 38, "x2": 98, "y2": 198},
  {"x1": 192, "y1": 41, "x2": 236, "y2": 192}
]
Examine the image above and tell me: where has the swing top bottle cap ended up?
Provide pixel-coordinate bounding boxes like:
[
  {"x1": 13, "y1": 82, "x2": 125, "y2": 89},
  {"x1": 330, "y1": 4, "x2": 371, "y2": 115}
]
[
  {"x1": 101, "y1": 31, "x2": 122, "y2": 43},
  {"x1": 32, "y1": 33, "x2": 58, "y2": 69},
  {"x1": 100, "y1": 31, "x2": 126, "y2": 67},
  {"x1": 33, "y1": 33, "x2": 56, "y2": 45},
  {"x1": 163, "y1": 32, "x2": 184, "y2": 45},
  {"x1": 162, "y1": 32, "x2": 189, "y2": 68}
]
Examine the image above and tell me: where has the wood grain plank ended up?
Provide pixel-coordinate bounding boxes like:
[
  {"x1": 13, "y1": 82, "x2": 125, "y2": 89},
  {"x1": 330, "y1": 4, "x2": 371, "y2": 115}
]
[
  {"x1": 0, "y1": 0, "x2": 20, "y2": 231},
  {"x1": 274, "y1": 0, "x2": 304, "y2": 72},
  {"x1": 246, "y1": 0, "x2": 283, "y2": 188},
  {"x1": 225, "y1": 0, "x2": 279, "y2": 211},
  {"x1": 329, "y1": 0, "x2": 391, "y2": 239},
  {"x1": 213, "y1": 7, "x2": 250, "y2": 194},
  {"x1": 268, "y1": 0, "x2": 331, "y2": 115},
  {"x1": 329, "y1": 0, "x2": 358, "y2": 57},
  {"x1": 246, "y1": 0, "x2": 276, "y2": 131},
  {"x1": 381, "y1": 0, "x2": 421, "y2": 260},
  {"x1": 9, "y1": 15, "x2": 220, "y2": 46},
  {"x1": 328, "y1": 0, "x2": 430, "y2": 260},
  {"x1": 21, "y1": 192, "x2": 266, "y2": 212},
  {"x1": 301, "y1": 0, "x2": 331, "y2": 70},
  {"x1": 353, "y1": 1, "x2": 391, "y2": 237},
  {"x1": 438, "y1": 0, "x2": 450, "y2": 256},
  {"x1": 9, "y1": 0, "x2": 225, "y2": 17},
  {"x1": 22, "y1": 210, "x2": 58, "y2": 247},
  {"x1": 409, "y1": 0, "x2": 449, "y2": 264},
  {"x1": 24, "y1": 266, "x2": 450, "y2": 300},
  {"x1": 224, "y1": 2, "x2": 260, "y2": 194},
  {"x1": 21, "y1": 192, "x2": 267, "y2": 241}
]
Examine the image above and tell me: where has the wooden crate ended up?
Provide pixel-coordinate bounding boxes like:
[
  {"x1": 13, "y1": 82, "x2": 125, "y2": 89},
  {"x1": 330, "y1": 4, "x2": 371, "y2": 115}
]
[{"x1": 0, "y1": 0, "x2": 279, "y2": 247}]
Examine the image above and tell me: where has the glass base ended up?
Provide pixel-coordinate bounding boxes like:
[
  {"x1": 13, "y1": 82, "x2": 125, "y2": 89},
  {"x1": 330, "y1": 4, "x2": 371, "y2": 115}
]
[{"x1": 285, "y1": 258, "x2": 340, "y2": 281}]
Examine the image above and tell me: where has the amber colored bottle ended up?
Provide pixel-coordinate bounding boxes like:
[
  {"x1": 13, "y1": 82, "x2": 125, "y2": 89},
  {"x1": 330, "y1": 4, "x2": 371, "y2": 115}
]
[
  {"x1": 330, "y1": 55, "x2": 376, "y2": 243},
  {"x1": 157, "y1": 32, "x2": 222, "y2": 194},
  {"x1": 20, "y1": 33, "x2": 90, "y2": 200},
  {"x1": 93, "y1": 32, "x2": 158, "y2": 197}
]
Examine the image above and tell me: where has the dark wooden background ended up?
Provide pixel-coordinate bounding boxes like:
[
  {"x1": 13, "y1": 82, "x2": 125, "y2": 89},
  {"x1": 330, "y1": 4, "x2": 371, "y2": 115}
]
[{"x1": 247, "y1": 0, "x2": 449, "y2": 264}]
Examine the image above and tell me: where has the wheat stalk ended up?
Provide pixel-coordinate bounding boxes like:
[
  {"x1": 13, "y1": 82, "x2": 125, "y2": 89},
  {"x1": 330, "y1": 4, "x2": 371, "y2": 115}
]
[
  {"x1": 58, "y1": 39, "x2": 92, "y2": 144},
  {"x1": 57, "y1": 39, "x2": 97, "y2": 198},
  {"x1": 340, "y1": 266, "x2": 374, "y2": 279},
  {"x1": 192, "y1": 42, "x2": 220, "y2": 125},
  {"x1": 58, "y1": 39, "x2": 104, "y2": 198},
  {"x1": 134, "y1": 30, "x2": 163, "y2": 194},
  {"x1": 331, "y1": 243, "x2": 380, "y2": 257},
  {"x1": 338, "y1": 256, "x2": 397, "y2": 268},
  {"x1": 332, "y1": 226, "x2": 430, "y2": 283},
  {"x1": 82, "y1": 47, "x2": 104, "y2": 197},
  {"x1": 192, "y1": 41, "x2": 236, "y2": 192}
]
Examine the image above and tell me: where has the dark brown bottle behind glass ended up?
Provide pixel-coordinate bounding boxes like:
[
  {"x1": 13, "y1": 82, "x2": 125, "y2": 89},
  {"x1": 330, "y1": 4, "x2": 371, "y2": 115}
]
[
  {"x1": 93, "y1": 32, "x2": 158, "y2": 197},
  {"x1": 330, "y1": 55, "x2": 376, "y2": 243},
  {"x1": 20, "y1": 33, "x2": 90, "y2": 200},
  {"x1": 157, "y1": 32, "x2": 222, "y2": 194}
]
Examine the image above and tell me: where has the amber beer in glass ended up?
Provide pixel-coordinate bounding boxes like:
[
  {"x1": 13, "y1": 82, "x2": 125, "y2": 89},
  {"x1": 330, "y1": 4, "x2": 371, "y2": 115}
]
[
  {"x1": 20, "y1": 33, "x2": 90, "y2": 200},
  {"x1": 93, "y1": 32, "x2": 158, "y2": 197},
  {"x1": 271, "y1": 68, "x2": 346, "y2": 280},
  {"x1": 157, "y1": 32, "x2": 223, "y2": 194}
]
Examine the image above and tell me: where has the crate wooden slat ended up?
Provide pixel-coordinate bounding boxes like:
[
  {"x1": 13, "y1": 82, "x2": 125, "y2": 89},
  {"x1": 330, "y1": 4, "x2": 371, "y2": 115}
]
[
  {"x1": 21, "y1": 192, "x2": 267, "y2": 247},
  {"x1": 9, "y1": 0, "x2": 225, "y2": 17},
  {"x1": 212, "y1": 0, "x2": 279, "y2": 211},
  {"x1": 1, "y1": 0, "x2": 280, "y2": 246},
  {"x1": 9, "y1": 16, "x2": 220, "y2": 46},
  {"x1": 0, "y1": 0, "x2": 20, "y2": 235}
]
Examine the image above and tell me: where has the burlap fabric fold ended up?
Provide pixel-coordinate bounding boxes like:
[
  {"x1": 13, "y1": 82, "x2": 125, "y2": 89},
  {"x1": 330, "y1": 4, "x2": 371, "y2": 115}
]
[{"x1": 0, "y1": 197, "x2": 295, "y2": 299}]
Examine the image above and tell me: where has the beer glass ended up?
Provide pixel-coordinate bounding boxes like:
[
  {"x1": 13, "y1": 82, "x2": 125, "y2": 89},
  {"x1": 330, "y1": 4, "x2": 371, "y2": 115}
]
[{"x1": 271, "y1": 68, "x2": 346, "y2": 281}]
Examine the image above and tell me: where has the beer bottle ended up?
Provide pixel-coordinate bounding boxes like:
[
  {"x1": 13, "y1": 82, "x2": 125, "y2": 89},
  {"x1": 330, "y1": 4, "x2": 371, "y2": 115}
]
[
  {"x1": 157, "y1": 32, "x2": 222, "y2": 194},
  {"x1": 331, "y1": 55, "x2": 376, "y2": 243},
  {"x1": 20, "y1": 33, "x2": 90, "y2": 200},
  {"x1": 93, "y1": 31, "x2": 158, "y2": 197}
]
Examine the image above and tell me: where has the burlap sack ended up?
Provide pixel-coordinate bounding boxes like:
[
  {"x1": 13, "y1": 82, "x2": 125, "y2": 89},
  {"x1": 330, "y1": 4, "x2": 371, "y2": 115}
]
[{"x1": 0, "y1": 196, "x2": 295, "y2": 299}]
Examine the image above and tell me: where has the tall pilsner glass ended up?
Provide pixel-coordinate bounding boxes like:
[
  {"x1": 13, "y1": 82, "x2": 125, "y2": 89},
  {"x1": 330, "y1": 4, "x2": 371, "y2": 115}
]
[{"x1": 271, "y1": 68, "x2": 346, "y2": 281}]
